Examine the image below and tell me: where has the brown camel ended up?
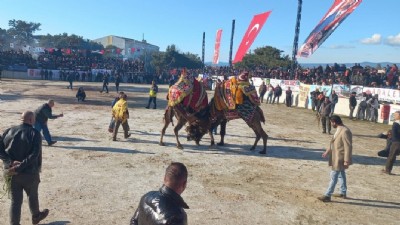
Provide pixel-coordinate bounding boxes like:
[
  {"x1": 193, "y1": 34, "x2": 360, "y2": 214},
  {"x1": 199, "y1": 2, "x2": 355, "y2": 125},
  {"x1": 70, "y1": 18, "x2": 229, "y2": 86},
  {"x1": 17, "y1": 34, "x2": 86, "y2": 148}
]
[
  {"x1": 187, "y1": 97, "x2": 268, "y2": 154},
  {"x1": 159, "y1": 105, "x2": 210, "y2": 149}
]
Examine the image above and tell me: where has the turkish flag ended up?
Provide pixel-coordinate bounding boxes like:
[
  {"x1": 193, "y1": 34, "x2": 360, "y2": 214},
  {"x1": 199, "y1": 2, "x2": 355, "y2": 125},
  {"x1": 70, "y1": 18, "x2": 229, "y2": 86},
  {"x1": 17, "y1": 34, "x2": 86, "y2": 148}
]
[{"x1": 233, "y1": 11, "x2": 272, "y2": 64}]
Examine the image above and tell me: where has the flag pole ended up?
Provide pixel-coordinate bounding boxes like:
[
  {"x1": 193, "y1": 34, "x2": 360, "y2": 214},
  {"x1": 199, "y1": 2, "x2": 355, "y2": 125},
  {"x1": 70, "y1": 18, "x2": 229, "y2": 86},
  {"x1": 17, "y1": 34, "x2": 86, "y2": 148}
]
[
  {"x1": 202, "y1": 32, "x2": 205, "y2": 71},
  {"x1": 229, "y1": 19, "x2": 235, "y2": 69},
  {"x1": 291, "y1": 0, "x2": 303, "y2": 80}
]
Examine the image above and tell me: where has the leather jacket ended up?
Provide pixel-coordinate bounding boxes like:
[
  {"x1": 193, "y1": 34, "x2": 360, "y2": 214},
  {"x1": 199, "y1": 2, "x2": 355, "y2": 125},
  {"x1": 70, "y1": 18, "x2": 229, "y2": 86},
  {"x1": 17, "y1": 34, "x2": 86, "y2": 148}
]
[
  {"x1": 0, "y1": 123, "x2": 42, "y2": 174},
  {"x1": 130, "y1": 185, "x2": 189, "y2": 225}
]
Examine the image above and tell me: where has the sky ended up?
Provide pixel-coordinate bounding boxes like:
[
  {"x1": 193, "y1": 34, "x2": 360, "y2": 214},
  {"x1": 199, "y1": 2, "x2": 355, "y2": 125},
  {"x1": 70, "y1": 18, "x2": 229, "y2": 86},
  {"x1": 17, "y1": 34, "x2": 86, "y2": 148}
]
[{"x1": 0, "y1": 0, "x2": 399, "y2": 64}]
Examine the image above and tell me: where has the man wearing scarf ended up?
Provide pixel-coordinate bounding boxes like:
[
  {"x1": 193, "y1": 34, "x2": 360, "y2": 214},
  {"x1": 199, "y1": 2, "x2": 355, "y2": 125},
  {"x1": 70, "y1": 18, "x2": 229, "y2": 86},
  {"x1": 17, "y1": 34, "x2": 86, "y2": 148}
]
[{"x1": 112, "y1": 94, "x2": 130, "y2": 141}]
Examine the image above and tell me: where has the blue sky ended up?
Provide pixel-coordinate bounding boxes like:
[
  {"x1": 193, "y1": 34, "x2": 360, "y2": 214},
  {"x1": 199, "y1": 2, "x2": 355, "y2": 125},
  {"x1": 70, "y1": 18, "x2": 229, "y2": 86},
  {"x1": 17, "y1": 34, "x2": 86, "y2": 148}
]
[{"x1": 0, "y1": 0, "x2": 399, "y2": 64}]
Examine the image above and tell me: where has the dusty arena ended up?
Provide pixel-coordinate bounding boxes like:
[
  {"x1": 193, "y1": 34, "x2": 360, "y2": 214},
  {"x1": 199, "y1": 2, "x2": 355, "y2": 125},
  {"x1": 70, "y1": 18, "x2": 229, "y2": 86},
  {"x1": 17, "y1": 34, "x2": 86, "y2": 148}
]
[{"x1": 1, "y1": 79, "x2": 399, "y2": 225}]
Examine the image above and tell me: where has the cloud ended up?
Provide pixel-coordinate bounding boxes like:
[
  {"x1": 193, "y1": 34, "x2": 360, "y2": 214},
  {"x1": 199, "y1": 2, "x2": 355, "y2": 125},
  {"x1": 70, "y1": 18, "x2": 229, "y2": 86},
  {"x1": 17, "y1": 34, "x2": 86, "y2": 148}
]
[
  {"x1": 328, "y1": 45, "x2": 355, "y2": 49},
  {"x1": 360, "y1": 34, "x2": 381, "y2": 45},
  {"x1": 385, "y1": 33, "x2": 400, "y2": 46}
]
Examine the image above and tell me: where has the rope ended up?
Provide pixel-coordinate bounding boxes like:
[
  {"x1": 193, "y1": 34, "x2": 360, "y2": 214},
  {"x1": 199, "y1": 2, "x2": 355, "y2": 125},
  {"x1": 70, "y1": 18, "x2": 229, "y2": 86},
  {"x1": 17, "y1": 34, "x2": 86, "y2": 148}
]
[{"x1": 0, "y1": 174, "x2": 12, "y2": 199}]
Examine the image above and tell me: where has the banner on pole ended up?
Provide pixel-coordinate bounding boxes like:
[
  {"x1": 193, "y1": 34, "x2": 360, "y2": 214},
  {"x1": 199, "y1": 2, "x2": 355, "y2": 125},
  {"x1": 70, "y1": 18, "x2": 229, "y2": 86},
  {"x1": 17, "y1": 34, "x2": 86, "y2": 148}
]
[
  {"x1": 213, "y1": 29, "x2": 223, "y2": 65},
  {"x1": 298, "y1": 0, "x2": 362, "y2": 58}
]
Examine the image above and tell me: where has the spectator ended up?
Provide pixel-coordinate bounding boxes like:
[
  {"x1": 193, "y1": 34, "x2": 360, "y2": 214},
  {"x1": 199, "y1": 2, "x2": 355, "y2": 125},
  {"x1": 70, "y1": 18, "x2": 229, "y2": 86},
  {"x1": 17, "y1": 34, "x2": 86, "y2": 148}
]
[
  {"x1": 367, "y1": 94, "x2": 379, "y2": 122},
  {"x1": 377, "y1": 130, "x2": 393, "y2": 158},
  {"x1": 318, "y1": 115, "x2": 352, "y2": 202},
  {"x1": 76, "y1": 87, "x2": 86, "y2": 102},
  {"x1": 349, "y1": 92, "x2": 357, "y2": 119},
  {"x1": 330, "y1": 90, "x2": 338, "y2": 116},
  {"x1": 285, "y1": 87, "x2": 292, "y2": 107},
  {"x1": 258, "y1": 81, "x2": 267, "y2": 103},
  {"x1": 100, "y1": 73, "x2": 109, "y2": 93},
  {"x1": 67, "y1": 72, "x2": 74, "y2": 90},
  {"x1": 266, "y1": 84, "x2": 274, "y2": 104},
  {"x1": 383, "y1": 111, "x2": 400, "y2": 175},
  {"x1": 112, "y1": 94, "x2": 130, "y2": 141},
  {"x1": 0, "y1": 111, "x2": 50, "y2": 225},
  {"x1": 272, "y1": 84, "x2": 282, "y2": 104},
  {"x1": 145, "y1": 80, "x2": 158, "y2": 109},
  {"x1": 130, "y1": 162, "x2": 189, "y2": 225},
  {"x1": 319, "y1": 98, "x2": 332, "y2": 134},
  {"x1": 33, "y1": 100, "x2": 63, "y2": 146},
  {"x1": 115, "y1": 74, "x2": 122, "y2": 93}
]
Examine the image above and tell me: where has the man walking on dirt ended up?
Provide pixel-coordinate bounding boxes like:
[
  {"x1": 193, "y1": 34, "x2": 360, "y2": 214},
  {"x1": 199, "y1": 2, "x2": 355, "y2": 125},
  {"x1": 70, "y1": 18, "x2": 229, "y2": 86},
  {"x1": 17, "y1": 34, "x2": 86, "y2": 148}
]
[
  {"x1": 112, "y1": 93, "x2": 130, "y2": 141},
  {"x1": 0, "y1": 111, "x2": 49, "y2": 225},
  {"x1": 318, "y1": 115, "x2": 352, "y2": 202},
  {"x1": 34, "y1": 100, "x2": 63, "y2": 146}
]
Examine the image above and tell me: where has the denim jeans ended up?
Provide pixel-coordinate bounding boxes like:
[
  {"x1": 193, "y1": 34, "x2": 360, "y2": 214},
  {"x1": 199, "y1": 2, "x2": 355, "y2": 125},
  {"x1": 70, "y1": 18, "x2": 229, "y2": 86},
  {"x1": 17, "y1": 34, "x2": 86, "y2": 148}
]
[
  {"x1": 325, "y1": 170, "x2": 347, "y2": 197},
  {"x1": 34, "y1": 121, "x2": 52, "y2": 144}
]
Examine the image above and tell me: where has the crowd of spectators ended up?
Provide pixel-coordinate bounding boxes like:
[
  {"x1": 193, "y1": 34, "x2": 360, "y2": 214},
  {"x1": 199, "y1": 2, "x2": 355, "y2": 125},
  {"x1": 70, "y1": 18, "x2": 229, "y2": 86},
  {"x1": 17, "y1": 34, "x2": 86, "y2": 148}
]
[
  {"x1": 1, "y1": 50, "x2": 399, "y2": 88},
  {"x1": 204, "y1": 63, "x2": 399, "y2": 89}
]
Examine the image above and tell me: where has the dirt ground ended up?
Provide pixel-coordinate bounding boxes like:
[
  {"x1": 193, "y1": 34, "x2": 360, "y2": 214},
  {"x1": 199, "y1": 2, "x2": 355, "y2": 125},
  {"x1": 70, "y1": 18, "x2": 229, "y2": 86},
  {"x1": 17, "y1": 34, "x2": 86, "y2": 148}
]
[{"x1": 0, "y1": 79, "x2": 399, "y2": 225}]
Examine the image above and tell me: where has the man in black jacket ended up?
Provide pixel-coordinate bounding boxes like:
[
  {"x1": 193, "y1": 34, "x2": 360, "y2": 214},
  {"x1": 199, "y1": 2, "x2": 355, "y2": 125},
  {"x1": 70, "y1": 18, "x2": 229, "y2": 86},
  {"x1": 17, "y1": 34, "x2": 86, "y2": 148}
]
[
  {"x1": 130, "y1": 162, "x2": 189, "y2": 225},
  {"x1": 0, "y1": 111, "x2": 49, "y2": 225},
  {"x1": 34, "y1": 100, "x2": 63, "y2": 146},
  {"x1": 349, "y1": 92, "x2": 357, "y2": 119}
]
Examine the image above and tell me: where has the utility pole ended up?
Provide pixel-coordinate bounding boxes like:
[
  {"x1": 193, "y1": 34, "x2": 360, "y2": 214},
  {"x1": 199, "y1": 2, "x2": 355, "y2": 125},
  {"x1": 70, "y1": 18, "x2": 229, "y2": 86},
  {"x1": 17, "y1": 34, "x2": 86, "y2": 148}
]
[{"x1": 291, "y1": 0, "x2": 303, "y2": 79}]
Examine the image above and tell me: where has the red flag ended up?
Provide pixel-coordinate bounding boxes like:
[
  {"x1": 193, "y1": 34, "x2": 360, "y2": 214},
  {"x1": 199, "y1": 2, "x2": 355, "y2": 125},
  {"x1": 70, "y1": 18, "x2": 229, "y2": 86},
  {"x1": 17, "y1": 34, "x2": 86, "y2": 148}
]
[
  {"x1": 116, "y1": 48, "x2": 121, "y2": 54},
  {"x1": 213, "y1": 29, "x2": 223, "y2": 64},
  {"x1": 131, "y1": 48, "x2": 135, "y2": 53},
  {"x1": 233, "y1": 11, "x2": 272, "y2": 64}
]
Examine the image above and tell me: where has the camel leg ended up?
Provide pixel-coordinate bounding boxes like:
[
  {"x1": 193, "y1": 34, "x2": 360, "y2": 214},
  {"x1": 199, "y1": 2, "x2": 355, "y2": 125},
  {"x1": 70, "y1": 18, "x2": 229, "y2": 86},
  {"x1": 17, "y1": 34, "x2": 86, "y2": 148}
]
[
  {"x1": 160, "y1": 108, "x2": 172, "y2": 146},
  {"x1": 217, "y1": 120, "x2": 227, "y2": 146},
  {"x1": 258, "y1": 126, "x2": 268, "y2": 154},
  {"x1": 249, "y1": 124, "x2": 261, "y2": 151},
  {"x1": 209, "y1": 130, "x2": 215, "y2": 146},
  {"x1": 174, "y1": 119, "x2": 186, "y2": 150}
]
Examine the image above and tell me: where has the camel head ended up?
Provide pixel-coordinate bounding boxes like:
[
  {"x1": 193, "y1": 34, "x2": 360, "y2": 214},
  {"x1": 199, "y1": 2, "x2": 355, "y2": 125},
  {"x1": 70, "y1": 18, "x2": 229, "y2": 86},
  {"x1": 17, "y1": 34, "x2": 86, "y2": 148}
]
[{"x1": 186, "y1": 119, "x2": 210, "y2": 145}]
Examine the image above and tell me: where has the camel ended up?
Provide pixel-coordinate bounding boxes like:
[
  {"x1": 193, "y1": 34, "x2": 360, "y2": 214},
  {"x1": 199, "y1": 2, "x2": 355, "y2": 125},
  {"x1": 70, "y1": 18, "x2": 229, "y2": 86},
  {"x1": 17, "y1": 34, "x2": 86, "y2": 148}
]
[
  {"x1": 159, "y1": 104, "x2": 210, "y2": 149},
  {"x1": 186, "y1": 76, "x2": 268, "y2": 154},
  {"x1": 159, "y1": 70, "x2": 211, "y2": 149}
]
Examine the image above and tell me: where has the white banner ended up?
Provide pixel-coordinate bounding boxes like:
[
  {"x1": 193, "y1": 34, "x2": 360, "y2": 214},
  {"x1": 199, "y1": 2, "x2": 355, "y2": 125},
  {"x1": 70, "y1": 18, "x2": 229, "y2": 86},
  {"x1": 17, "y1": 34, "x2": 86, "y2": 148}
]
[{"x1": 363, "y1": 87, "x2": 400, "y2": 103}]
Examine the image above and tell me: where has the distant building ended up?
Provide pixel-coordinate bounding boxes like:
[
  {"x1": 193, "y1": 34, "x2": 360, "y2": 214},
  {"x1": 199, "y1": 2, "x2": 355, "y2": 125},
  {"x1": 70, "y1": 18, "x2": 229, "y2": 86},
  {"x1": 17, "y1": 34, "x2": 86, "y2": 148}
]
[{"x1": 93, "y1": 35, "x2": 159, "y2": 59}]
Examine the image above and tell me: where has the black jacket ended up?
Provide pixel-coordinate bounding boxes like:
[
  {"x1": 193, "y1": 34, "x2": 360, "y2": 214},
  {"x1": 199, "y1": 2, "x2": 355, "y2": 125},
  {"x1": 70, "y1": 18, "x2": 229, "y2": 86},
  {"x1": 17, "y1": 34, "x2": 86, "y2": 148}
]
[
  {"x1": 349, "y1": 95, "x2": 357, "y2": 107},
  {"x1": 0, "y1": 123, "x2": 42, "y2": 174},
  {"x1": 130, "y1": 185, "x2": 189, "y2": 225},
  {"x1": 35, "y1": 103, "x2": 57, "y2": 123}
]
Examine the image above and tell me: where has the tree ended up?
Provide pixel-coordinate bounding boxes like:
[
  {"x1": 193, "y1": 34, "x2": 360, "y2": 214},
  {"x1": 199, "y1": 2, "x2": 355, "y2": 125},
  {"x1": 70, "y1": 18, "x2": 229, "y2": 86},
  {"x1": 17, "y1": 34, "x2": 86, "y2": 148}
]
[
  {"x1": 0, "y1": 28, "x2": 9, "y2": 50},
  {"x1": 7, "y1": 19, "x2": 41, "y2": 47},
  {"x1": 234, "y1": 46, "x2": 292, "y2": 70},
  {"x1": 151, "y1": 44, "x2": 203, "y2": 72}
]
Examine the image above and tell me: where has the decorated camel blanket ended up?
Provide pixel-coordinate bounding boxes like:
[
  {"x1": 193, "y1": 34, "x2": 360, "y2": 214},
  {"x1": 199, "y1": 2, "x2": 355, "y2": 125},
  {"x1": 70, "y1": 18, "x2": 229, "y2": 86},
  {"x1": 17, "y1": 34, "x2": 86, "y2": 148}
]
[
  {"x1": 168, "y1": 75, "x2": 208, "y2": 113},
  {"x1": 214, "y1": 78, "x2": 260, "y2": 123}
]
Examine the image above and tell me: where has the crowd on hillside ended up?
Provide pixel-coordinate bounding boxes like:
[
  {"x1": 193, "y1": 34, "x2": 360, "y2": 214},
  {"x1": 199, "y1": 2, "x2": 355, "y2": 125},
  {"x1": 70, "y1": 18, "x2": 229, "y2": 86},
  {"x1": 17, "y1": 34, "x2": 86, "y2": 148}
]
[{"x1": 1, "y1": 50, "x2": 399, "y2": 88}]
